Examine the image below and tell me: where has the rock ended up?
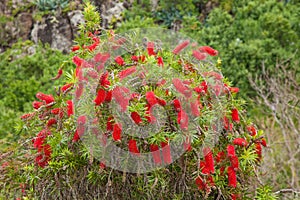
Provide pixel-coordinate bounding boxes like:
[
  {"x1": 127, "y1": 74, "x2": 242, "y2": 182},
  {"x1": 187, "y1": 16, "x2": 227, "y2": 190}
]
[
  {"x1": 68, "y1": 10, "x2": 84, "y2": 35},
  {"x1": 17, "y1": 12, "x2": 33, "y2": 40},
  {"x1": 31, "y1": 15, "x2": 73, "y2": 52},
  {"x1": 101, "y1": 1, "x2": 126, "y2": 28},
  {"x1": 51, "y1": 17, "x2": 73, "y2": 52}
]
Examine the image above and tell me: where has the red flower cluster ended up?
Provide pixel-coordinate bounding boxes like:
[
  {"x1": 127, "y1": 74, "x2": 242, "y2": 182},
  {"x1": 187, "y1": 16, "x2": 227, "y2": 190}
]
[
  {"x1": 172, "y1": 40, "x2": 190, "y2": 54},
  {"x1": 32, "y1": 129, "x2": 52, "y2": 167},
  {"x1": 231, "y1": 108, "x2": 240, "y2": 123}
]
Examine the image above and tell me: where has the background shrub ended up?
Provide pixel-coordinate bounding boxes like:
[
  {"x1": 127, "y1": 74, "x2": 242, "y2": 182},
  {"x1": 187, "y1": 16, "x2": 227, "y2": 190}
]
[{"x1": 0, "y1": 40, "x2": 69, "y2": 141}]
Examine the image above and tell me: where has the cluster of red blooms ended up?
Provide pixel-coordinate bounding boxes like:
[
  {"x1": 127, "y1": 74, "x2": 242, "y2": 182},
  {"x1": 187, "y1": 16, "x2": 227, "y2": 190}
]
[
  {"x1": 21, "y1": 75, "x2": 74, "y2": 167},
  {"x1": 20, "y1": 31, "x2": 266, "y2": 199}
]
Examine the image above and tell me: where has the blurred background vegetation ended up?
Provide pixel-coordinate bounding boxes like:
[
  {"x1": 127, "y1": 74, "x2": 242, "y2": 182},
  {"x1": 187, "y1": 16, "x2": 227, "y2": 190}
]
[{"x1": 0, "y1": 0, "x2": 299, "y2": 198}]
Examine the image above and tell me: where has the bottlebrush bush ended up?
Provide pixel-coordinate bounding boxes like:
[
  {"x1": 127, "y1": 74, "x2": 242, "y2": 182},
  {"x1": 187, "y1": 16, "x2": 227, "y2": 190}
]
[{"x1": 0, "y1": 2, "x2": 268, "y2": 200}]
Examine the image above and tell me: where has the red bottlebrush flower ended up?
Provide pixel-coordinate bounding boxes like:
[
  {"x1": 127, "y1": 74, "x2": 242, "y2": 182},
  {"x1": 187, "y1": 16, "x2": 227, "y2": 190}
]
[
  {"x1": 227, "y1": 145, "x2": 236, "y2": 157},
  {"x1": 36, "y1": 92, "x2": 55, "y2": 104},
  {"x1": 113, "y1": 123, "x2": 122, "y2": 141},
  {"x1": 194, "y1": 81, "x2": 208, "y2": 94},
  {"x1": 71, "y1": 45, "x2": 80, "y2": 52},
  {"x1": 255, "y1": 143, "x2": 262, "y2": 160},
  {"x1": 157, "y1": 56, "x2": 164, "y2": 66},
  {"x1": 178, "y1": 110, "x2": 189, "y2": 130},
  {"x1": 131, "y1": 55, "x2": 138, "y2": 62},
  {"x1": 105, "y1": 90, "x2": 112, "y2": 102},
  {"x1": 76, "y1": 67, "x2": 86, "y2": 81},
  {"x1": 195, "y1": 176, "x2": 207, "y2": 190},
  {"x1": 75, "y1": 83, "x2": 84, "y2": 100},
  {"x1": 51, "y1": 108, "x2": 60, "y2": 115},
  {"x1": 100, "y1": 71, "x2": 110, "y2": 88},
  {"x1": 145, "y1": 104, "x2": 156, "y2": 123},
  {"x1": 130, "y1": 92, "x2": 140, "y2": 100},
  {"x1": 261, "y1": 138, "x2": 267, "y2": 147},
  {"x1": 112, "y1": 86, "x2": 130, "y2": 112},
  {"x1": 199, "y1": 46, "x2": 218, "y2": 56},
  {"x1": 199, "y1": 161, "x2": 210, "y2": 175},
  {"x1": 247, "y1": 125, "x2": 257, "y2": 136},
  {"x1": 172, "y1": 78, "x2": 192, "y2": 98},
  {"x1": 206, "y1": 175, "x2": 215, "y2": 186},
  {"x1": 202, "y1": 71, "x2": 223, "y2": 80},
  {"x1": 220, "y1": 166, "x2": 225, "y2": 176},
  {"x1": 161, "y1": 140, "x2": 172, "y2": 164},
  {"x1": 223, "y1": 116, "x2": 233, "y2": 131},
  {"x1": 172, "y1": 40, "x2": 190, "y2": 55},
  {"x1": 230, "y1": 155, "x2": 239, "y2": 170},
  {"x1": 203, "y1": 147, "x2": 215, "y2": 173},
  {"x1": 147, "y1": 42, "x2": 156, "y2": 56},
  {"x1": 87, "y1": 40, "x2": 99, "y2": 51},
  {"x1": 231, "y1": 193, "x2": 240, "y2": 200},
  {"x1": 216, "y1": 151, "x2": 225, "y2": 163},
  {"x1": 145, "y1": 91, "x2": 158, "y2": 106},
  {"x1": 192, "y1": 50, "x2": 207, "y2": 60},
  {"x1": 173, "y1": 99, "x2": 181, "y2": 112},
  {"x1": 1, "y1": 162, "x2": 9, "y2": 168},
  {"x1": 94, "y1": 52, "x2": 110, "y2": 64},
  {"x1": 139, "y1": 55, "x2": 146, "y2": 62},
  {"x1": 183, "y1": 136, "x2": 192, "y2": 151},
  {"x1": 99, "y1": 161, "x2": 106, "y2": 169},
  {"x1": 94, "y1": 88, "x2": 106, "y2": 106},
  {"x1": 21, "y1": 112, "x2": 35, "y2": 120},
  {"x1": 76, "y1": 115, "x2": 86, "y2": 139},
  {"x1": 150, "y1": 144, "x2": 162, "y2": 165},
  {"x1": 72, "y1": 56, "x2": 83, "y2": 67},
  {"x1": 157, "y1": 97, "x2": 166, "y2": 106},
  {"x1": 118, "y1": 66, "x2": 136, "y2": 80},
  {"x1": 33, "y1": 129, "x2": 50, "y2": 149},
  {"x1": 229, "y1": 87, "x2": 239, "y2": 93},
  {"x1": 92, "y1": 37, "x2": 100, "y2": 45},
  {"x1": 190, "y1": 99, "x2": 200, "y2": 117},
  {"x1": 227, "y1": 166, "x2": 237, "y2": 188},
  {"x1": 233, "y1": 138, "x2": 248, "y2": 147},
  {"x1": 231, "y1": 108, "x2": 240, "y2": 123},
  {"x1": 115, "y1": 56, "x2": 125, "y2": 66},
  {"x1": 32, "y1": 101, "x2": 43, "y2": 109},
  {"x1": 61, "y1": 83, "x2": 73, "y2": 93},
  {"x1": 66, "y1": 100, "x2": 74, "y2": 117},
  {"x1": 52, "y1": 68, "x2": 63, "y2": 80},
  {"x1": 183, "y1": 79, "x2": 192, "y2": 85},
  {"x1": 47, "y1": 118, "x2": 57, "y2": 127},
  {"x1": 106, "y1": 116, "x2": 114, "y2": 131},
  {"x1": 87, "y1": 70, "x2": 99, "y2": 79},
  {"x1": 156, "y1": 79, "x2": 166, "y2": 87},
  {"x1": 128, "y1": 139, "x2": 140, "y2": 155},
  {"x1": 35, "y1": 144, "x2": 52, "y2": 168},
  {"x1": 72, "y1": 129, "x2": 80, "y2": 142},
  {"x1": 131, "y1": 111, "x2": 142, "y2": 125}
]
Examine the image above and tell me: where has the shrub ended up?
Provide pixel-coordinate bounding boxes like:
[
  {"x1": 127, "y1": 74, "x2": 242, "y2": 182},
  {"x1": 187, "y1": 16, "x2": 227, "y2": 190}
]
[
  {"x1": 180, "y1": 0, "x2": 300, "y2": 97},
  {"x1": 0, "y1": 3, "x2": 268, "y2": 199},
  {"x1": 0, "y1": 40, "x2": 69, "y2": 140}
]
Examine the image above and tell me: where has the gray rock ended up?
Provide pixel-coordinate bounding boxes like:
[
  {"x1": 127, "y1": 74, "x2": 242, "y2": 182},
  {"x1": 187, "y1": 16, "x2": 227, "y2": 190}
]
[
  {"x1": 31, "y1": 15, "x2": 73, "y2": 52},
  {"x1": 68, "y1": 10, "x2": 84, "y2": 35},
  {"x1": 17, "y1": 12, "x2": 33, "y2": 40}
]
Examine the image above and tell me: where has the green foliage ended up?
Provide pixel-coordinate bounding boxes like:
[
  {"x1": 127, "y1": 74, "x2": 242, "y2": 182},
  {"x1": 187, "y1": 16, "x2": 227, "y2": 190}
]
[
  {"x1": 34, "y1": 0, "x2": 69, "y2": 11},
  {"x1": 116, "y1": 16, "x2": 158, "y2": 33},
  {"x1": 181, "y1": 0, "x2": 300, "y2": 97},
  {"x1": 0, "y1": 40, "x2": 69, "y2": 140},
  {"x1": 255, "y1": 185, "x2": 278, "y2": 200},
  {"x1": 123, "y1": 0, "x2": 198, "y2": 28}
]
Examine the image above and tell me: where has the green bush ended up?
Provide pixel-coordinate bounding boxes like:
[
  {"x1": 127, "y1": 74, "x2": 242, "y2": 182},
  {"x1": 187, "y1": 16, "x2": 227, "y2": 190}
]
[
  {"x1": 0, "y1": 40, "x2": 69, "y2": 140},
  {"x1": 1, "y1": 3, "x2": 268, "y2": 199},
  {"x1": 180, "y1": 0, "x2": 300, "y2": 97}
]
